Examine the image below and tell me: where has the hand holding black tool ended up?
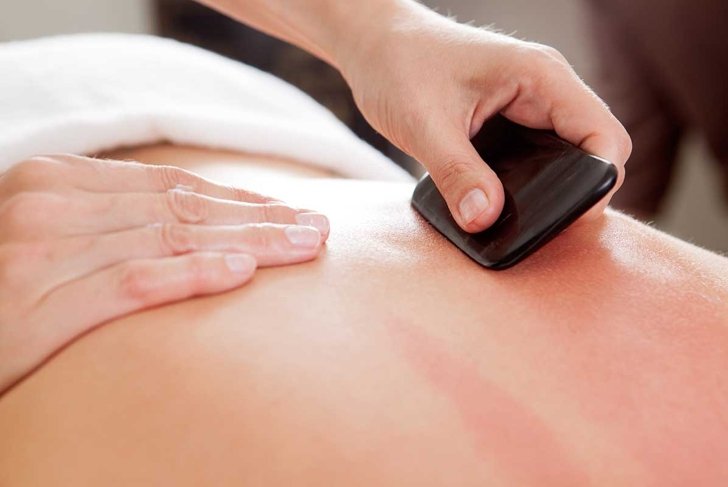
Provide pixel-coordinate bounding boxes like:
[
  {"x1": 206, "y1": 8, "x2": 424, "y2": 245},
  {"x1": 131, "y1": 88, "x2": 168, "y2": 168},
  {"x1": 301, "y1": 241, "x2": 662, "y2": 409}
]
[{"x1": 412, "y1": 115, "x2": 618, "y2": 270}]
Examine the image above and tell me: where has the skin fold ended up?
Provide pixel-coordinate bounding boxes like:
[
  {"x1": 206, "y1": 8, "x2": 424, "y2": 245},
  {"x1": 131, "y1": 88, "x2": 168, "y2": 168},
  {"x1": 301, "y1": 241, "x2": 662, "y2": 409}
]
[{"x1": 0, "y1": 146, "x2": 726, "y2": 486}]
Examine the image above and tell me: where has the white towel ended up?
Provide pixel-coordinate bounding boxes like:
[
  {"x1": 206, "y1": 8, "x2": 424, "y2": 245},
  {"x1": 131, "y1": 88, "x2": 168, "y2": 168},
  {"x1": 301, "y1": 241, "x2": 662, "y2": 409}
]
[{"x1": 0, "y1": 33, "x2": 413, "y2": 181}]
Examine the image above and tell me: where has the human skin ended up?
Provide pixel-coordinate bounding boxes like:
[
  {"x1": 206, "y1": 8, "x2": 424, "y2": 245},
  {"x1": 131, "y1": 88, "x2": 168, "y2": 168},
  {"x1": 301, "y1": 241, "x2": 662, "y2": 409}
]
[
  {"x1": 198, "y1": 0, "x2": 632, "y2": 232},
  {"x1": 0, "y1": 145, "x2": 726, "y2": 486},
  {"x1": 0, "y1": 151, "x2": 331, "y2": 394}
]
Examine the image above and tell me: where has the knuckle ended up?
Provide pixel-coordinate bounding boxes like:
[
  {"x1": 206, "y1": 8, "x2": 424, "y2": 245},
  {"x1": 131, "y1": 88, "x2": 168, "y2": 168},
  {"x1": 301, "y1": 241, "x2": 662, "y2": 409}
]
[
  {"x1": 229, "y1": 186, "x2": 249, "y2": 202},
  {"x1": 260, "y1": 204, "x2": 273, "y2": 223},
  {"x1": 517, "y1": 44, "x2": 571, "y2": 86},
  {"x1": 22, "y1": 154, "x2": 64, "y2": 167},
  {"x1": 158, "y1": 223, "x2": 194, "y2": 255},
  {"x1": 155, "y1": 165, "x2": 198, "y2": 191},
  {"x1": 3, "y1": 157, "x2": 62, "y2": 192},
  {"x1": 117, "y1": 262, "x2": 153, "y2": 303},
  {"x1": 230, "y1": 186, "x2": 267, "y2": 203},
  {"x1": 537, "y1": 44, "x2": 568, "y2": 63},
  {"x1": 185, "y1": 253, "x2": 216, "y2": 288},
  {"x1": 116, "y1": 254, "x2": 217, "y2": 304},
  {"x1": 166, "y1": 188, "x2": 208, "y2": 223},
  {"x1": 524, "y1": 42, "x2": 568, "y2": 65},
  {"x1": 247, "y1": 225, "x2": 274, "y2": 249},
  {"x1": 617, "y1": 128, "x2": 633, "y2": 162},
  {"x1": 435, "y1": 157, "x2": 474, "y2": 195},
  {"x1": 261, "y1": 203, "x2": 286, "y2": 223},
  {"x1": 510, "y1": 44, "x2": 579, "y2": 105},
  {"x1": 188, "y1": 253, "x2": 211, "y2": 275}
]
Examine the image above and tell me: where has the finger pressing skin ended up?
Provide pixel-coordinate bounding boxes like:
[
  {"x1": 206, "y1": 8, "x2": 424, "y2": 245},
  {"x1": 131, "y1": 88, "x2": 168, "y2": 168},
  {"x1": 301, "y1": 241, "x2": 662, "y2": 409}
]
[
  {"x1": 57, "y1": 188, "x2": 330, "y2": 237},
  {"x1": 500, "y1": 55, "x2": 631, "y2": 217},
  {"x1": 35, "y1": 252, "x2": 257, "y2": 346},
  {"x1": 549, "y1": 84, "x2": 630, "y2": 215},
  {"x1": 497, "y1": 45, "x2": 632, "y2": 170},
  {"x1": 417, "y1": 124, "x2": 505, "y2": 233},
  {"x1": 41, "y1": 223, "x2": 324, "y2": 287},
  {"x1": 549, "y1": 83, "x2": 632, "y2": 171},
  {"x1": 51, "y1": 154, "x2": 278, "y2": 204}
]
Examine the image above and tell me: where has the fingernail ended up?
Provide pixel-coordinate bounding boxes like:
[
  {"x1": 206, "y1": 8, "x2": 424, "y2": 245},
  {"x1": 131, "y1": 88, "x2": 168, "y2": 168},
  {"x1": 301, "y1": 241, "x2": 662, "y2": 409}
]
[
  {"x1": 285, "y1": 226, "x2": 321, "y2": 248},
  {"x1": 225, "y1": 254, "x2": 256, "y2": 274},
  {"x1": 295, "y1": 212, "x2": 330, "y2": 235},
  {"x1": 458, "y1": 188, "x2": 489, "y2": 224}
]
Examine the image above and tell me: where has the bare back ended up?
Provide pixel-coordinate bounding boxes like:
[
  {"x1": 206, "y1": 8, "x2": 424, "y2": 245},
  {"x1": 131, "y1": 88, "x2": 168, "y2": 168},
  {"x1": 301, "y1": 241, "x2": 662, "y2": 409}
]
[{"x1": 1, "y1": 147, "x2": 727, "y2": 486}]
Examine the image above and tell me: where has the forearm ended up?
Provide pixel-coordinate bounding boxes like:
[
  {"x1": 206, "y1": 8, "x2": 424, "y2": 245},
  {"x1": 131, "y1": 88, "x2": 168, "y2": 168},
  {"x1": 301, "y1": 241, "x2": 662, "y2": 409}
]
[
  {"x1": 197, "y1": 0, "x2": 632, "y2": 234},
  {"x1": 195, "y1": 0, "x2": 429, "y2": 70}
]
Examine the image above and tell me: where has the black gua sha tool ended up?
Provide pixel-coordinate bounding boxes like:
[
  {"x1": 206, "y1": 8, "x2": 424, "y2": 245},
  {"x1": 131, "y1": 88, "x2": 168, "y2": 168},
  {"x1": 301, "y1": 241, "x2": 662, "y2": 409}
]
[{"x1": 411, "y1": 115, "x2": 618, "y2": 270}]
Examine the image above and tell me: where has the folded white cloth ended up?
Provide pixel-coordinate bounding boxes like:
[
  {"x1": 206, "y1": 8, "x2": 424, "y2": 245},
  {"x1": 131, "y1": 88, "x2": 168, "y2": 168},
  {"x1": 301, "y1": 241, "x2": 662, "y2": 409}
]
[{"x1": 0, "y1": 33, "x2": 413, "y2": 181}]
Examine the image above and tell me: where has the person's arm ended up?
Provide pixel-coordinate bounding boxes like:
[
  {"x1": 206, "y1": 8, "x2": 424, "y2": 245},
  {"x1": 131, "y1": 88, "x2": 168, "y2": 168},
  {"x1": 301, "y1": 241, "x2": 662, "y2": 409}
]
[
  {"x1": 199, "y1": 0, "x2": 632, "y2": 232},
  {"x1": 0, "y1": 155, "x2": 330, "y2": 394}
]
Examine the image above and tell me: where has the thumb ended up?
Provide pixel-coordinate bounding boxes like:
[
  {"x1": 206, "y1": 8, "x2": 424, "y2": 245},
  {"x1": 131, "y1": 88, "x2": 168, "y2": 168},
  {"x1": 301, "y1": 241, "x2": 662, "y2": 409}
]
[{"x1": 418, "y1": 125, "x2": 505, "y2": 233}]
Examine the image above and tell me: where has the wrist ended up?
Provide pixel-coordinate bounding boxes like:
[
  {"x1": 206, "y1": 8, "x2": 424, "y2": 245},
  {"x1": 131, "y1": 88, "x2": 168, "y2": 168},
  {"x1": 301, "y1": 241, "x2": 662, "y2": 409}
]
[{"x1": 330, "y1": 0, "x2": 434, "y2": 78}]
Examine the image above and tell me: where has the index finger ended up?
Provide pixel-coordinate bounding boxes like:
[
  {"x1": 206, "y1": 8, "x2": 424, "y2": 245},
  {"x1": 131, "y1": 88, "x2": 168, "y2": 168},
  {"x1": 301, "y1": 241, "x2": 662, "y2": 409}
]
[
  {"x1": 549, "y1": 83, "x2": 632, "y2": 172},
  {"x1": 49, "y1": 154, "x2": 280, "y2": 204},
  {"x1": 502, "y1": 59, "x2": 631, "y2": 217}
]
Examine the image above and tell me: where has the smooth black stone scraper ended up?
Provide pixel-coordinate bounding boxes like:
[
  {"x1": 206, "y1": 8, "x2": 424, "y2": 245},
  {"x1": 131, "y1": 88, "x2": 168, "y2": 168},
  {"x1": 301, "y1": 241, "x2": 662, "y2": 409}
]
[{"x1": 411, "y1": 115, "x2": 618, "y2": 270}]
